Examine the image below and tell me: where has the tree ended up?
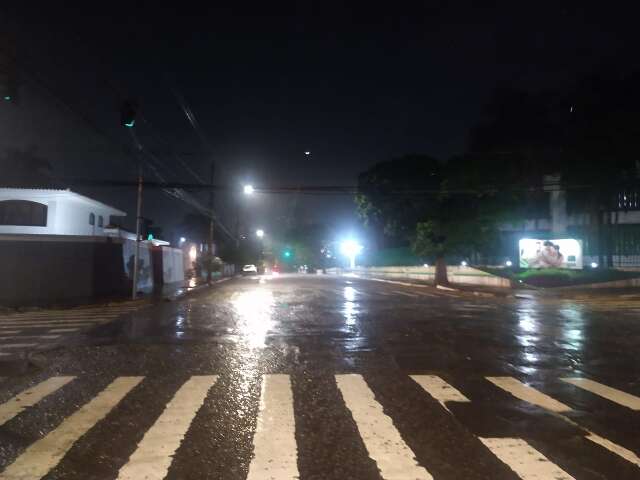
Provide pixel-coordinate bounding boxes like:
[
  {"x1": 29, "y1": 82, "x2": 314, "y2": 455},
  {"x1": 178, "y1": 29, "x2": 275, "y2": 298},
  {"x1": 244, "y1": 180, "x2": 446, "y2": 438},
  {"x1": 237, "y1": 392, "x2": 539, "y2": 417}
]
[
  {"x1": 411, "y1": 155, "x2": 519, "y2": 285},
  {"x1": 469, "y1": 73, "x2": 640, "y2": 267},
  {"x1": 356, "y1": 155, "x2": 442, "y2": 245}
]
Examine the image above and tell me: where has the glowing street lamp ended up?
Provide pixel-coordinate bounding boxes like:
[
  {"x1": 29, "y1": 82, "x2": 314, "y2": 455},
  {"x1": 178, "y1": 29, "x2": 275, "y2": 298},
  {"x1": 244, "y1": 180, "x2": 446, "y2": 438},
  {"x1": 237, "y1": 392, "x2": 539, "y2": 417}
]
[
  {"x1": 243, "y1": 184, "x2": 254, "y2": 195},
  {"x1": 340, "y1": 240, "x2": 363, "y2": 269},
  {"x1": 256, "y1": 229, "x2": 265, "y2": 238},
  {"x1": 179, "y1": 237, "x2": 186, "y2": 244}
]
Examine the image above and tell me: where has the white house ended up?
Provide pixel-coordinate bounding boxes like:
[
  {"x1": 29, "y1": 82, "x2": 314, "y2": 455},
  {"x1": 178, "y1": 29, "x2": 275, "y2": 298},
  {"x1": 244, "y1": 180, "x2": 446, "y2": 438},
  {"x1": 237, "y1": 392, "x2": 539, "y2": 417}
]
[{"x1": 0, "y1": 188, "x2": 126, "y2": 236}]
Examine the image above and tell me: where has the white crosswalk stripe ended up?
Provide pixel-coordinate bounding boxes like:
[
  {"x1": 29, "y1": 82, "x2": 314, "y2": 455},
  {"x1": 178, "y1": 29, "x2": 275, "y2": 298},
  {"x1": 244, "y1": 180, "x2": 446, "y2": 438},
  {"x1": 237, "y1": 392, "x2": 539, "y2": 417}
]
[
  {"x1": 0, "y1": 318, "x2": 112, "y2": 325},
  {"x1": 480, "y1": 437, "x2": 575, "y2": 479},
  {"x1": 336, "y1": 374, "x2": 433, "y2": 480},
  {"x1": 247, "y1": 374, "x2": 299, "y2": 480},
  {"x1": 0, "y1": 304, "x2": 145, "y2": 355},
  {"x1": 487, "y1": 376, "x2": 640, "y2": 468},
  {"x1": 0, "y1": 376, "x2": 76, "y2": 426},
  {"x1": 486, "y1": 376, "x2": 572, "y2": 412},
  {"x1": 561, "y1": 377, "x2": 640, "y2": 410},
  {"x1": 410, "y1": 375, "x2": 470, "y2": 412},
  {"x1": 0, "y1": 376, "x2": 143, "y2": 480},
  {"x1": 117, "y1": 376, "x2": 218, "y2": 480},
  {"x1": 0, "y1": 335, "x2": 60, "y2": 341},
  {"x1": 0, "y1": 372, "x2": 638, "y2": 478}
]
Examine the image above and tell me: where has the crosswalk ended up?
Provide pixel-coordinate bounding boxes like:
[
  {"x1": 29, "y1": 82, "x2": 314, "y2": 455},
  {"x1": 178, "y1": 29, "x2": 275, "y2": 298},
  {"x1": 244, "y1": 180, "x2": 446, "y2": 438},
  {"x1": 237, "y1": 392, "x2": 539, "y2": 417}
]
[
  {"x1": 0, "y1": 303, "x2": 145, "y2": 357},
  {"x1": 0, "y1": 372, "x2": 638, "y2": 479}
]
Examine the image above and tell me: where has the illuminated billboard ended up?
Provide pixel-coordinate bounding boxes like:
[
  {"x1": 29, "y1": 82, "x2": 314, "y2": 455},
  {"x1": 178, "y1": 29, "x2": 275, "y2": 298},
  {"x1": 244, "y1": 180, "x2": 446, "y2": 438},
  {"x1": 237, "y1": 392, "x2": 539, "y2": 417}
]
[{"x1": 519, "y1": 238, "x2": 583, "y2": 269}]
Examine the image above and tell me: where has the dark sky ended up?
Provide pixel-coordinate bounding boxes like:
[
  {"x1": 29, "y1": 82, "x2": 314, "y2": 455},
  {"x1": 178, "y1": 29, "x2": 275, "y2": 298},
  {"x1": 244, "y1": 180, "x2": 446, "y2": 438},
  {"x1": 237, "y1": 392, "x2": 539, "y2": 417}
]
[{"x1": 1, "y1": 2, "x2": 638, "y2": 243}]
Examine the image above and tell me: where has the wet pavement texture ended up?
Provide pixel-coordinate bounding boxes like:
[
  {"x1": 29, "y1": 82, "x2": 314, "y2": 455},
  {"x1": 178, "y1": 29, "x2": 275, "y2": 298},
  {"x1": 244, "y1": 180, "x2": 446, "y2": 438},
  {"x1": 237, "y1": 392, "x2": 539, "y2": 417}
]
[{"x1": 0, "y1": 274, "x2": 639, "y2": 479}]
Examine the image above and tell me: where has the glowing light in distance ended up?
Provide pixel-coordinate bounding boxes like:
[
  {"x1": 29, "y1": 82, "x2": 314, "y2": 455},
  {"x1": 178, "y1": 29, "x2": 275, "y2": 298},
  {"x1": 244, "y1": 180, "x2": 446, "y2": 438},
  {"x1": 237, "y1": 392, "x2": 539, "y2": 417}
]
[{"x1": 243, "y1": 184, "x2": 254, "y2": 195}]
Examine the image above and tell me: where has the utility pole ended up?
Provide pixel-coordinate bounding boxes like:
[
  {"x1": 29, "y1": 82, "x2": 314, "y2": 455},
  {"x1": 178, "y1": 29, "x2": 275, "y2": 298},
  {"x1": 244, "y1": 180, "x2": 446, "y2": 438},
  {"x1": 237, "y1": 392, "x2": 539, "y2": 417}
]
[
  {"x1": 207, "y1": 161, "x2": 214, "y2": 284},
  {"x1": 122, "y1": 101, "x2": 141, "y2": 299}
]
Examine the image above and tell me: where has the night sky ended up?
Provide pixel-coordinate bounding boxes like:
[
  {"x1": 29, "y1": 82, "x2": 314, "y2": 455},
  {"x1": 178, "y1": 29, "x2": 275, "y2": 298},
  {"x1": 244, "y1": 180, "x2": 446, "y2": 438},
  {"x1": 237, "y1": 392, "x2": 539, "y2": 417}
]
[{"x1": 1, "y1": 2, "x2": 638, "y2": 243}]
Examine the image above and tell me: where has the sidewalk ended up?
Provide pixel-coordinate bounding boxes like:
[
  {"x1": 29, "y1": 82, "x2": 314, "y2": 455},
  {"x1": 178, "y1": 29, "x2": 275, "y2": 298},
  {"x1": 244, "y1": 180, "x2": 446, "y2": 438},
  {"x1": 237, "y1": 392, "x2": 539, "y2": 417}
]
[
  {"x1": 353, "y1": 273, "x2": 640, "y2": 301},
  {"x1": 158, "y1": 276, "x2": 233, "y2": 301}
]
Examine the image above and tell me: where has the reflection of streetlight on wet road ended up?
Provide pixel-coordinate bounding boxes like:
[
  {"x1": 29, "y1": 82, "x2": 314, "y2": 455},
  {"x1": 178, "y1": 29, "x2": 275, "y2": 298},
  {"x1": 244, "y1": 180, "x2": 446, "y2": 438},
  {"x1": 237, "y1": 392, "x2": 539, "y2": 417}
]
[{"x1": 340, "y1": 240, "x2": 363, "y2": 269}]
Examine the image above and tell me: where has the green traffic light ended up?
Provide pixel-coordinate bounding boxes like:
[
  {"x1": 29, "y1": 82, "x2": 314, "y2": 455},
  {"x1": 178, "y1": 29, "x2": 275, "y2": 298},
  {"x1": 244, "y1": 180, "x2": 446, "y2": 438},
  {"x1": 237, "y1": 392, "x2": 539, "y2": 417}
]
[
  {"x1": 124, "y1": 119, "x2": 135, "y2": 128},
  {"x1": 3, "y1": 96, "x2": 11, "y2": 101},
  {"x1": 284, "y1": 250, "x2": 292, "y2": 258}
]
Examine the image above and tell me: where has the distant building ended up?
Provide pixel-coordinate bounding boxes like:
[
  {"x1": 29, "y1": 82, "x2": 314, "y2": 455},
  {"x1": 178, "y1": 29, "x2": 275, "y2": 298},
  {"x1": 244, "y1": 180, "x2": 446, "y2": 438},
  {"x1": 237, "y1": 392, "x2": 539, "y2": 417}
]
[{"x1": 0, "y1": 188, "x2": 126, "y2": 236}]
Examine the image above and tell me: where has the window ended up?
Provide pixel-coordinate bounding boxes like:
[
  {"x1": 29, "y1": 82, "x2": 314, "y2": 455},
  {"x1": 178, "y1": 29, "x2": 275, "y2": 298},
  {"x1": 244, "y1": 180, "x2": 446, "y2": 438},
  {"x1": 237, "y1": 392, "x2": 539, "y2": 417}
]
[
  {"x1": 89, "y1": 213, "x2": 95, "y2": 226},
  {"x1": 0, "y1": 200, "x2": 47, "y2": 226},
  {"x1": 98, "y1": 215, "x2": 104, "y2": 228}
]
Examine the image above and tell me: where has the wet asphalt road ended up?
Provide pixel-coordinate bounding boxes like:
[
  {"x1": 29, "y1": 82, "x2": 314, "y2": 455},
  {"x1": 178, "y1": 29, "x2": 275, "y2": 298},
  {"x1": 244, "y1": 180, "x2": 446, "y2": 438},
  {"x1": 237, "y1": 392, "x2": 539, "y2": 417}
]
[{"x1": 1, "y1": 274, "x2": 640, "y2": 479}]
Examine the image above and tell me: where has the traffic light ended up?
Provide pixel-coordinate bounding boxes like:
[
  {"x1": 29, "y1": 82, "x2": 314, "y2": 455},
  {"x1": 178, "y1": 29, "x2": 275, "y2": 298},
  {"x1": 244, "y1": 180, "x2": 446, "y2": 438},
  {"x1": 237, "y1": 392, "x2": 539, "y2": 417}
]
[
  {"x1": 120, "y1": 100, "x2": 137, "y2": 128},
  {"x1": 283, "y1": 249, "x2": 293, "y2": 259},
  {"x1": 0, "y1": 49, "x2": 18, "y2": 104}
]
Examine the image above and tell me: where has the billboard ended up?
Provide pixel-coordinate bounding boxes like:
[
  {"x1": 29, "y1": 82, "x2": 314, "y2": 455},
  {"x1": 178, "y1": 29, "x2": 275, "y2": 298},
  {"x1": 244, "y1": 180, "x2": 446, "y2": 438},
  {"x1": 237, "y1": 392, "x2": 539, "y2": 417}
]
[{"x1": 519, "y1": 238, "x2": 583, "y2": 269}]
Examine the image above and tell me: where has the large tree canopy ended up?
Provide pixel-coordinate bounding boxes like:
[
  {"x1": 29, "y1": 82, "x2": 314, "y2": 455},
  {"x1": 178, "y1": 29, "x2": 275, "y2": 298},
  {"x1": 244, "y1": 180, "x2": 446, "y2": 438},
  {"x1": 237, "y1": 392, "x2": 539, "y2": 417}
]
[{"x1": 356, "y1": 155, "x2": 442, "y2": 244}]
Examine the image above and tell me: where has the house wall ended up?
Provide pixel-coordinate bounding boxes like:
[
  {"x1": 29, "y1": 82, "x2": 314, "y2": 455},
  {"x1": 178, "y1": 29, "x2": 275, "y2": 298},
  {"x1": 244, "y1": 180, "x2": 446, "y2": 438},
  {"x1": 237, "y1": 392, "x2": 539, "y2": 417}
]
[
  {"x1": 161, "y1": 247, "x2": 185, "y2": 284},
  {"x1": 0, "y1": 191, "x2": 121, "y2": 236},
  {"x1": 0, "y1": 235, "x2": 129, "y2": 306}
]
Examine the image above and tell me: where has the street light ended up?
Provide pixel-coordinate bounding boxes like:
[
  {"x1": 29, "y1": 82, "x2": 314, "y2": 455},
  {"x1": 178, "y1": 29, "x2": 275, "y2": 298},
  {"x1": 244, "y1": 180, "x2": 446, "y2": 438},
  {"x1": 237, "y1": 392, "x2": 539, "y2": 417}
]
[
  {"x1": 340, "y1": 240, "x2": 363, "y2": 269},
  {"x1": 243, "y1": 184, "x2": 254, "y2": 195},
  {"x1": 256, "y1": 229, "x2": 265, "y2": 238},
  {"x1": 179, "y1": 237, "x2": 186, "y2": 244}
]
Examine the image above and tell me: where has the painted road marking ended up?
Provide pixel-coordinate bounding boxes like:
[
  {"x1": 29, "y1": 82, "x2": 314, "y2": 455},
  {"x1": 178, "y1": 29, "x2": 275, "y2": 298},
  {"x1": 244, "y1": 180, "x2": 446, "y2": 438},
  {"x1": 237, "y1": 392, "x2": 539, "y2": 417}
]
[
  {"x1": 0, "y1": 343, "x2": 37, "y2": 349},
  {"x1": 393, "y1": 291, "x2": 418, "y2": 298},
  {"x1": 0, "y1": 376, "x2": 143, "y2": 480},
  {"x1": 584, "y1": 430, "x2": 640, "y2": 467},
  {"x1": 0, "y1": 322, "x2": 99, "y2": 329},
  {"x1": 0, "y1": 330, "x2": 20, "y2": 334},
  {"x1": 561, "y1": 378, "x2": 640, "y2": 410},
  {"x1": 490, "y1": 378, "x2": 640, "y2": 467},
  {"x1": 0, "y1": 312, "x2": 120, "y2": 317},
  {"x1": 0, "y1": 318, "x2": 114, "y2": 325},
  {"x1": 0, "y1": 376, "x2": 76, "y2": 426},
  {"x1": 0, "y1": 335, "x2": 60, "y2": 341},
  {"x1": 116, "y1": 375, "x2": 218, "y2": 480},
  {"x1": 247, "y1": 374, "x2": 299, "y2": 480},
  {"x1": 336, "y1": 374, "x2": 433, "y2": 480},
  {"x1": 486, "y1": 377, "x2": 572, "y2": 413},
  {"x1": 49, "y1": 328, "x2": 80, "y2": 333},
  {"x1": 0, "y1": 316, "x2": 125, "y2": 322},
  {"x1": 411, "y1": 375, "x2": 470, "y2": 412},
  {"x1": 479, "y1": 438, "x2": 575, "y2": 479}
]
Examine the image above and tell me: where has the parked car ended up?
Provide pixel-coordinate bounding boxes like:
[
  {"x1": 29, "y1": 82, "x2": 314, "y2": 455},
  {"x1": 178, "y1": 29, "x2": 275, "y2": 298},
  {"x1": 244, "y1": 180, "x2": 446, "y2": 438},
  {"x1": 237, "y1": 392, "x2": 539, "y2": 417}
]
[{"x1": 242, "y1": 264, "x2": 258, "y2": 275}]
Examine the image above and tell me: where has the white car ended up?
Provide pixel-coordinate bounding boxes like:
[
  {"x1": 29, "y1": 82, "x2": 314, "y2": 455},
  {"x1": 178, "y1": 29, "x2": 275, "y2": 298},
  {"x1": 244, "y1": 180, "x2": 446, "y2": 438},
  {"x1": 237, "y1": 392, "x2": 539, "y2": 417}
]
[{"x1": 242, "y1": 264, "x2": 258, "y2": 275}]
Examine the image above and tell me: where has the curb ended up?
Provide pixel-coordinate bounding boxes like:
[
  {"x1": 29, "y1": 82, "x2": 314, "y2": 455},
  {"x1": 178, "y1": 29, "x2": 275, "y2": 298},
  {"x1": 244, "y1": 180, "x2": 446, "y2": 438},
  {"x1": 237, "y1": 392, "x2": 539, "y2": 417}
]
[
  {"x1": 161, "y1": 277, "x2": 233, "y2": 302},
  {"x1": 353, "y1": 275, "x2": 506, "y2": 298}
]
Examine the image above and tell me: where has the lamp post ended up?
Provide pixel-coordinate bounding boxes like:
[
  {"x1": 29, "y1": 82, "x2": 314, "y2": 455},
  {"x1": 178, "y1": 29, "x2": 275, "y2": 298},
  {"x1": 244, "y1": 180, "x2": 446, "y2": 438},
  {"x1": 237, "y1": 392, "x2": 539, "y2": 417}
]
[{"x1": 340, "y1": 240, "x2": 363, "y2": 270}]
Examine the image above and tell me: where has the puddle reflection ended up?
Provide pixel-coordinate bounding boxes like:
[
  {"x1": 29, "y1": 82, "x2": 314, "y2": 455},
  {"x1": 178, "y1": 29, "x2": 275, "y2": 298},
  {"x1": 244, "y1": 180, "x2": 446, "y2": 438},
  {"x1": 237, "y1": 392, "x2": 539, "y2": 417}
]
[
  {"x1": 232, "y1": 289, "x2": 275, "y2": 348},
  {"x1": 343, "y1": 286, "x2": 358, "y2": 325}
]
